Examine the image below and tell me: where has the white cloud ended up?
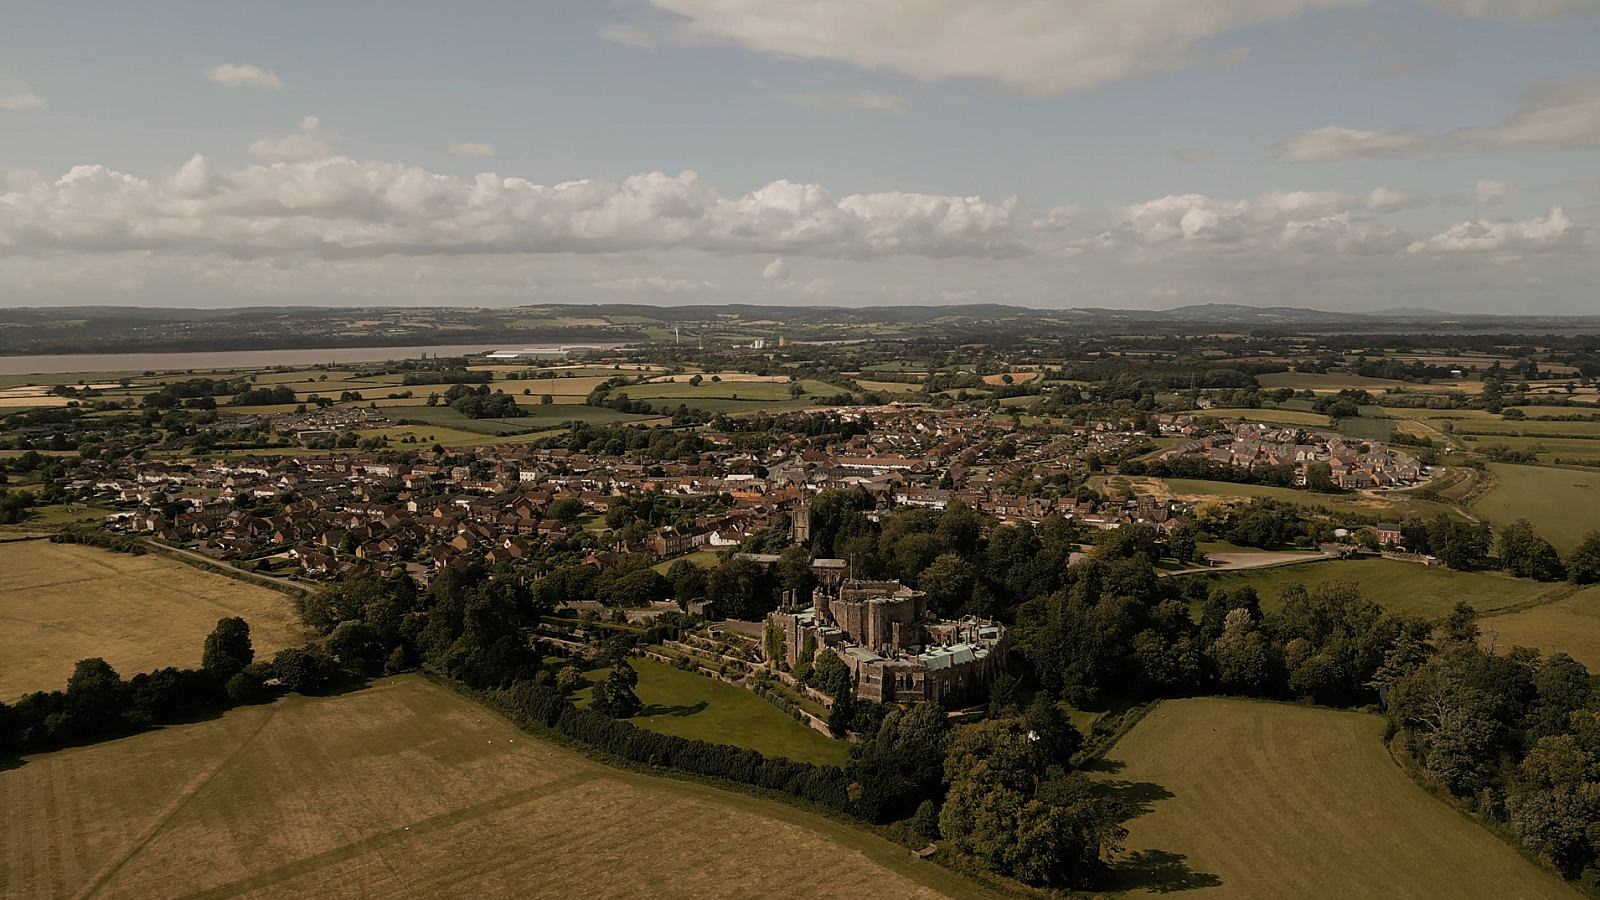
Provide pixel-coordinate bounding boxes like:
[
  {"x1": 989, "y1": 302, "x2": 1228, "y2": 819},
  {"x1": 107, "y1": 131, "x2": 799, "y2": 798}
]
[
  {"x1": 1451, "y1": 76, "x2": 1600, "y2": 151},
  {"x1": 0, "y1": 77, "x2": 44, "y2": 111},
  {"x1": 1, "y1": 152, "x2": 1593, "y2": 311},
  {"x1": 1475, "y1": 179, "x2": 1511, "y2": 203},
  {"x1": 774, "y1": 88, "x2": 906, "y2": 113},
  {"x1": 603, "y1": 0, "x2": 1591, "y2": 96},
  {"x1": 1408, "y1": 207, "x2": 1576, "y2": 253},
  {"x1": 596, "y1": 22, "x2": 659, "y2": 48},
  {"x1": 1365, "y1": 187, "x2": 1413, "y2": 210},
  {"x1": 1272, "y1": 126, "x2": 1430, "y2": 162},
  {"x1": 1094, "y1": 190, "x2": 1408, "y2": 254},
  {"x1": 599, "y1": 275, "x2": 714, "y2": 293},
  {"x1": 247, "y1": 116, "x2": 333, "y2": 162},
  {"x1": 0, "y1": 157, "x2": 1027, "y2": 261},
  {"x1": 1276, "y1": 75, "x2": 1600, "y2": 161},
  {"x1": 1171, "y1": 147, "x2": 1217, "y2": 163},
  {"x1": 205, "y1": 63, "x2": 283, "y2": 90},
  {"x1": 611, "y1": 0, "x2": 1358, "y2": 95},
  {"x1": 1419, "y1": 0, "x2": 1597, "y2": 22},
  {"x1": 0, "y1": 90, "x2": 43, "y2": 111},
  {"x1": 448, "y1": 142, "x2": 496, "y2": 158}
]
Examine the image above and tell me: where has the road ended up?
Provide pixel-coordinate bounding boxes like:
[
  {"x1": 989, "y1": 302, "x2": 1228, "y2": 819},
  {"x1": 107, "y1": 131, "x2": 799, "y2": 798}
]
[
  {"x1": 1163, "y1": 550, "x2": 1332, "y2": 577},
  {"x1": 143, "y1": 540, "x2": 310, "y2": 593}
]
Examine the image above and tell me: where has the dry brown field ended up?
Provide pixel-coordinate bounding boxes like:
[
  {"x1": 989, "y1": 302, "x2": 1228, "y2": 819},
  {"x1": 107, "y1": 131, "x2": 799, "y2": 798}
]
[
  {"x1": 0, "y1": 676, "x2": 996, "y2": 899},
  {"x1": 0, "y1": 541, "x2": 306, "y2": 700}
]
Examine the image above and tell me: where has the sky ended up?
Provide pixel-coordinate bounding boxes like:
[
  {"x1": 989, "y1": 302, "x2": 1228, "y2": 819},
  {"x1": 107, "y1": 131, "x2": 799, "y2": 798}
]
[{"x1": 1, "y1": 1, "x2": 1598, "y2": 313}]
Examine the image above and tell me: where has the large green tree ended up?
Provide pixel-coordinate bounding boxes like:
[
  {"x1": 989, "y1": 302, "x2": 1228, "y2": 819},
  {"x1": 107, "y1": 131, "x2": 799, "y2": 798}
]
[
  {"x1": 1499, "y1": 519, "x2": 1565, "y2": 581},
  {"x1": 938, "y1": 718, "x2": 1126, "y2": 888},
  {"x1": 1568, "y1": 532, "x2": 1600, "y2": 585},
  {"x1": 201, "y1": 616, "x2": 254, "y2": 678}
]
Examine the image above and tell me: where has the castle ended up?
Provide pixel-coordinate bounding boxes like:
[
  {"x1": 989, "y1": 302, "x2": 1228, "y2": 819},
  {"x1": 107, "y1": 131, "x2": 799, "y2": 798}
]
[{"x1": 767, "y1": 575, "x2": 1006, "y2": 703}]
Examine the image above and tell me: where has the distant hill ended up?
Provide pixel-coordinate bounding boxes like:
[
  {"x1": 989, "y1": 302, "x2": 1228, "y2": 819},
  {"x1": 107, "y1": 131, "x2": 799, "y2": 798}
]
[{"x1": 3, "y1": 301, "x2": 1599, "y2": 356}]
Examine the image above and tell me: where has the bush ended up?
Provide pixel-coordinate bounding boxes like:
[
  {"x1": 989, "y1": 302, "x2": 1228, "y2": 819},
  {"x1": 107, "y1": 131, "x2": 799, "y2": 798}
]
[
  {"x1": 225, "y1": 662, "x2": 274, "y2": 704},
  {"x1": 272, "y1": 646, "x2": 337, "y2": 694},
  {"x1": 555, "y1": 665, "x2": 586, "y2": 694},
  {"x1": 911, "y1": 799, "x2": 941, "y2": 840}
]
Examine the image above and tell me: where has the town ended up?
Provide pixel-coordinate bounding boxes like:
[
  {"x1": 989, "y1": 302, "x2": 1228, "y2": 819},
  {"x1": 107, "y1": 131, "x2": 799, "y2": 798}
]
[{"x1": 6, "y1": 319, "x2": 1600, "y2": 898}]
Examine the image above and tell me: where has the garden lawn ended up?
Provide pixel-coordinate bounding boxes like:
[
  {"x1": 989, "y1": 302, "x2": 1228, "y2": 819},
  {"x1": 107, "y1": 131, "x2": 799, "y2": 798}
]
[{"x1": 578, "y1": 658, "x2": 849, "y2": 766}]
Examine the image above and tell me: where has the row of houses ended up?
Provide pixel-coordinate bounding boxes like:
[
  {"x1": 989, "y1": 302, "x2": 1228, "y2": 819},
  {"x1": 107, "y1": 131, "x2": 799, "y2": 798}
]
[{"x1": 1164, "y1": 421, "x2": 1425, "y2": 489}]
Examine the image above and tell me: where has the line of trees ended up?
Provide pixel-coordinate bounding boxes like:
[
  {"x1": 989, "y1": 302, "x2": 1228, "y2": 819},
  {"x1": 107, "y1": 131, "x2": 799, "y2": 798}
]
[
  {"x1": 442, "y1": 383, "x2": 526, "y2": 419},
  {"x1": 1386, "y1": 608, "x2": 1600, "y2": 881},
  {"x1": 488, "y1": 677, "x2": 851, "y2": 810},
  {"x1": 0, "y1": 617, "x2": 335, "y2": 755},
  {"x1": 1121, "y1": 456, "x2": 1344, "y2": 494}
]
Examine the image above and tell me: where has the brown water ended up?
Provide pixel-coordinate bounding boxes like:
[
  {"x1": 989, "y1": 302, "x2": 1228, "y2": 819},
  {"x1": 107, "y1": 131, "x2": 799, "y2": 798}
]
[{"x1": 0, "y1": 344, "x2": 516, "y2": 376}]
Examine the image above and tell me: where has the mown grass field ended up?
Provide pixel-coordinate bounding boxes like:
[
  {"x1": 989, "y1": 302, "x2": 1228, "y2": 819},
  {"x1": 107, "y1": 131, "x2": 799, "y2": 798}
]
[
  {"x1": 387, "y1": 402, "x2": 650, "y2": 436},
  {"x1": 1097, "y1": 697, "x2": 1575, "y2": 899},
  {"x1": 1472, "y1": 463, "x2": 1600, "y2": 553},
  {"x1": 1104, "y1": 475, "x2": 1464, "y2": 522},
  {"x1": 577, "y1": 658, "x2": 849, "y2": 766},
  {"x1": 1182, "y1": 407, "x2": 1332, "y2": 427},
  {"x1": 623, "y1": 378, "x2": 840, "y2": 402},
  {"x1": 0, "y1": 676, "x2": 990, "y2": 899},
  {"x1": 1459, "y1": 419, "x2": 1600, "y2": 437},
  {"x1": 1482, "y1": 585, "x2": 1600, "y2": 669},
  {"x1": 650, "y1": 548, "x2": 722, "y2": 574},
  {"x1": 0, "y1": 541, "x2": 306, "y2": 700},
  {"x1": 855, "y1": 379, "x2": 924, "y2": 394},
  {"x1": 1198, "y1": 556, "x2": 1553, "y2": 618},
  {"x1": 1458, "y1": 433, "x2": 1600, "y2": 462},
  {"x1": 1256, "y1": 371, "x2": 1410, "y2": 392}
]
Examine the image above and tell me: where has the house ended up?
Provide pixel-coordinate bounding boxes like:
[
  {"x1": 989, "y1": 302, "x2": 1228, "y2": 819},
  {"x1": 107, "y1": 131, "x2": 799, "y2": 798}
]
[
  {"x1": 1375, "y1": 523, "x2": 1404, "y2": 548},
  {"x1": 646, "y1": 524, "x2": 704, "y2": 558}
]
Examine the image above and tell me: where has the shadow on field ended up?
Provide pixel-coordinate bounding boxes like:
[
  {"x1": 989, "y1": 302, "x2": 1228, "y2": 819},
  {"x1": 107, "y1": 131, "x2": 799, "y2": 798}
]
[
  {"x1": 1098, "y1": 777, "x2": 1175, "y2": 816},
  {"x1": 1106, "y1": 849, "x2": 1223, "y2": 894},
  {"x1": 1091, "y1": 774, "x2": 1223, "y2": 893},
  {"x1": 638, "y1": 700, "x2": 709, "y2": 718}
]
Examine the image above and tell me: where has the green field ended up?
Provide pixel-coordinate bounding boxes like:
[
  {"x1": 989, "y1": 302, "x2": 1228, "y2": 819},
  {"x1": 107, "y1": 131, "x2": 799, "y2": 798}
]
[
  {"x1": 651, "y1": 548, "x2": 722, "y2": 574},
  {"x1": 1199, "y1": 556, "x2": 1554, "y2": 618},
  {"x1": 1472, "y1": 463, "x2": 1600, "y2": 553},
  {"x1": 1457, "y1": 433, "x2": 1600, "y2": 462},
  {"x1": 1106, "y1": 475, "x2": 1464, "y2": 522},
  {"x1": 1482, "y1": 585, "x2": 1600, "y2": 669},
  {"x1": 1331, "y1": 413, "x2": 1397, "y2": 441},
  {"x1": 358, "y1": 424, "x2": 504, "y2": 447},
  {"x1": 1459, "y1": 419, "x2": 1600, "y2": 437},
  {"x1": 20, "y1": 501, "x2": 117, "y2": 526},
  {"x1": 1505, "y1": 405, "x2": 1600, "y2": 417},
  {"x1": 624, "y1": 379, "x2": 841, "y2": 402},
  {"x1": 1097, "y1": 697, "x2": 1575, "y2": 898},
  {"x1": 855, "y1": 379, "x2": 924, "y2": 394},
  {"x1": 390, "y1": 403, "x2": 650, "y2": 435},
  {"x1": 1, "y1": 676, "x2": 985, "y2": 899},
  {"x1": 1184, "y1": 407, "x2": 1332, "y2": 427},
  {"x1": 1257, "y1": 372, "x2": 1410, "y2": 392},
  {"x1": 578, "y1": 658, "x2": 848, "y2": 766}
]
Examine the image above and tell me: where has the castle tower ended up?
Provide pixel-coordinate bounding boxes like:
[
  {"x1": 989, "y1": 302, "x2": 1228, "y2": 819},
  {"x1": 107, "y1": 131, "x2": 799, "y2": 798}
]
[{"x1": 791, "y1": 490, "x2": 810, "y2": 544}]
